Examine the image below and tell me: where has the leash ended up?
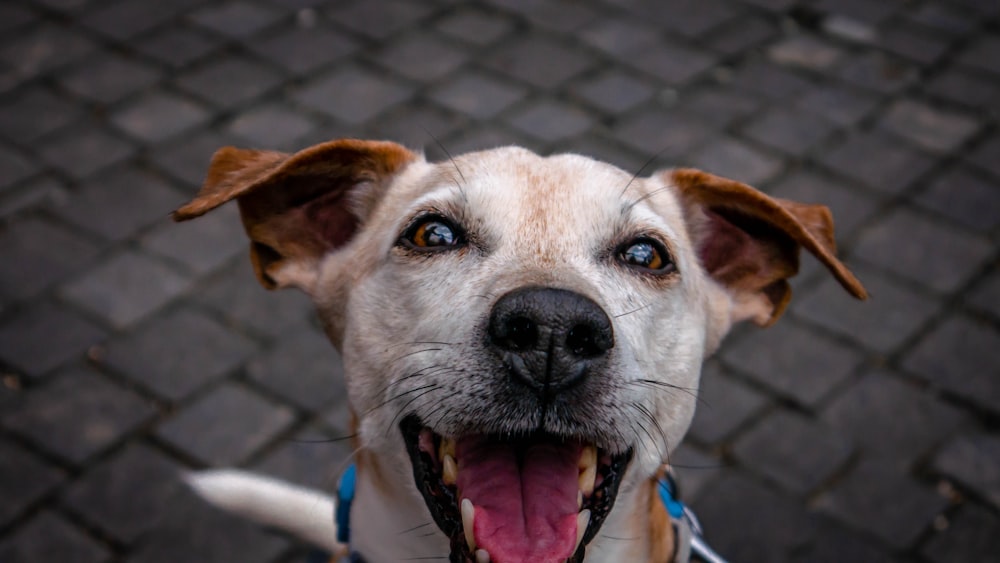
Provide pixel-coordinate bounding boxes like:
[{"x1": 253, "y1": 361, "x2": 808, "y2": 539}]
[{"x1": 330, "y1": 464, "x2": 727, "y2": 563}]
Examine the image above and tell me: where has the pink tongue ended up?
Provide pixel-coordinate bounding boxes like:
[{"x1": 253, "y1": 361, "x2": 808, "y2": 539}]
[{"x1": 456, "y1": 437, "x2": 582, "y2": 563}]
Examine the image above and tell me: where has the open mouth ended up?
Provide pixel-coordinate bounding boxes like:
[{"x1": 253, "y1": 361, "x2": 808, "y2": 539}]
[{"x1": 400, "y1": 415, "x2": 633, "y2": 563}]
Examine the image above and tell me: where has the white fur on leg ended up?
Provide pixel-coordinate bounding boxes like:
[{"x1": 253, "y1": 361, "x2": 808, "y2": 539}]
[{"x1": 184, "y1": 469, "x2": 343, "y2": 553}]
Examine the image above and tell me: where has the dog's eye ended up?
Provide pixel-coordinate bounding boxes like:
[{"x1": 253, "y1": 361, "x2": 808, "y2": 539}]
[
  {"x1": 619, "y1": 239, "x2": 674, "y2": 273},
  {"x1": 403, "y1": 216, "x2": 461, "y2": 249}
]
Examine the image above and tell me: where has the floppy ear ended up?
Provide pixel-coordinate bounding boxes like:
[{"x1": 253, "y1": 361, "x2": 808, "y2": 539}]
[
  {"x1": 668, "y1": 168, "x2": 866, "y2": 327},
  {"x1": 173, "y1": 139, "x2": 417, "y2": 290}
]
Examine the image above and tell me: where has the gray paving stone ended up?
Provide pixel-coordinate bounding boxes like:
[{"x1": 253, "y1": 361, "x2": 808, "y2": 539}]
[
  {"x1": 610, "y1": 109, "x2": 714, "y2": 159},
  {"x1": 193, "y1": 262, "x2": 315, "y2": 338},
  {"x1": 104, "y1": 308, "x2": 255, "y2": 400},
  {"x1": 968, "y1": 270, "x2": 1000, "y2": 319},
  {"x1": 627, "y1": 39, "x2": 718, "y2": 86},
  {"x1": 878, "y1": 99, "x2": 981, "y2": 153},
  {"x1": 436, "y1": 6, "x2": 514, "y2": 46},
  {"x1": 673, "y1": 86, "x2": 765, "y2": 128},
  {"x1": 570, "y1": 69, "x2": 655, "y2": 114},
  {"x1": 906, "y1": 2, "x2": 977, "y2": 36},
  {"x1": 688, "y1": 362, "x2": 769, "y2": 445},
  {"x1": 428, "y1": 71, "x2": 527, "y2": 120},
  {"x1": 137, "y1": 25, "x2": 223, "y2": 69},
  {"x1": 157, "y1": 383, "x2": 295, "y2": 466},
  {"x1": 705, "y1": 15, "x2": 777, "y2": 55},
  {"x1": 816, "y1": 458, "x2": 948, "y2": 548},
  {"x1": 768, "y1": 35, "x2": 845, "y2": 71},
  {"x1": 0, "y1": 302, "x2": 106, "y2": 377},
  {"x1": 0, "y1": 511, "x2": 108, "y2": 563},
  {"x1": 730, "y1": 60, "x2": 814, "y2": 100},
  {"x1": 0, "y1": 144, "x2": 37, "y2": 190},
  {"x1": 925, "y1": 68, "x2": 1000, "y2": 111},
  {"x1": 822, "y1": 370, "x2": 965, "y2": 463},
  {"x1": 688, "y1": 136, "x2": 784, "y2": 185},
  {"x1": 63, "y1": 443, "x2": 186, "y2": 543},
  {"x1": 923, "y1": 504, "x2": 1000, "y2": 563},
  {"x1": 141, "y1": 202, "x2": 246, "y2": 275},
  {"x1": 668, "y1": 444, "x2": 723, "y2": 503},
  {"x1": 129, "y1": 486, "x2": 289, "y2": 563},
  {"x1": 627, "y1": 0, "x2": 744, "y2": 37},
  {"x1": 190, "y1": 1, "x2": 284, "y2": 38},
  {"x1": 60, "y1": 250, "x2": 192, "y2": 329},
  {"x1": 246, "y1": 327, "x2": 344, "y2": 412},
  {"x1": 176, "y1": 55, "x2": 284, "y2": 108},
  {"x1": 83, "y1": 0, "x2": 203, "y2": 40},
  {"x1": 853, "y1": 207, "x2": 993, "y2": 293},
  {"x1": 2, "y1": 366, "x2": 154, "y2": 464},
  {"x1": 877, "y1": 22, "x2": 952, "y2": 64},
  {"x1": 579, "y1": 17, "x2": 658, "y2": 57},
  {"x1": 36, "y1": 124, "x2": 135, "y2": 179},
  {"x1": 293, "y1": 65, "x2": 413, "y2": 125},
  {"x1": 957, "y1": 34, "x2": 1000, "y2": 77},
  {"x1": 0, "y1": 438, "x2": 63, "y2": 526},
  {"x1": 483, "y1": 35, "x2": 596, "y2": 89},
  {"x1": 444, "y1": 125, "x2": 538, "y2": 155},
  {"x1": 374, "y1": 33, "x2": 468, "y2": 83},
  {"x1": 328, "y1": 0, "x2": 432, "y2": 40},
  {"x1": 505, "y1": 100, "x2": 594, "y2": 142},
  {"x1": 498, "y1": 0, "x2": 600, "y2": 33},
  {"x1": 250, "y1": 26, "x2": 357, "y2": 75},
  {"x1": 793, "y1": 264, "x2": 942, "y2": 354},
  {"x1": 58, "y1": 52, "x2": 161, "y2": 104},
  {"x1": 769, "y1": 170, "x2": 880, "y2": 240},
  {"x1": 553, "y1": 135, "x2": 647, "y2": 174},
  {"x1": 795, "y1": 83, "x2": 881, "y2": 127},
  {"x1": 815, "y1": 0, "x2": 900, "y2": 24},
  {"x1": 721, "y1": 320, "x2": 863, "y2": 406},
  {"x1": 0, "y1": 87, "x2": 83, "y2": 143},
  {"x1": 0, "y1": 23, "x2": 96, "y2": 79},
  {"x1": 791, "y1": 522, "x2": 897, "y2": 563},
  {"x1": 817, "y1": 130, "x2": 935, "y2": 195},
  {"x1": 224, "y1": 104, "x2": 315, "y2": 149},
  {"x1": 968, "y1": 133, "x2": 1000, "y2": 180},
  {"x1": 112, "y1": 92, "x2": 212, "y2": 144},
  {"x1": 692, "y1": 471, "x2": 817, "y2": 561},
  {"x1": 0, "y1": 176, "x2": 68, "y2": 222},
  {"x1": 150, "y1": 130, "x2": 240, "y2": 188},
  {"x1": 932, "y1": 431, "x2": 1000, "y2": 509},
  {"x1": 904, "y1": 315, "x2": 1000, "y2": 415},
  {"x1": 916, "y1": 165, "x2": 1000, "y2": 232},
  {"x1": 0, "y1": 218, "x2": 101, "y2": 301},
  {"x1": 0, "y1": 3, "x2": 36, "y2": 33},
  {"x1": 734, "y1": 409, "x2": 853, "y2": 495},
  {"x1": 741, "y1": 107, "x2": 838, "y2": 156},
  {"x1": 367, "y1": 104, "x2": 465, "y2": 155},
  {"x1": 837, "y1": 52, "x2": 919, "y2": 94},
  {"x1": 251, "y1": 425, "x2": 352, "y2": 491},
  {"x1": 48, "y1": 166, "x2": 185, "y2": 242}
]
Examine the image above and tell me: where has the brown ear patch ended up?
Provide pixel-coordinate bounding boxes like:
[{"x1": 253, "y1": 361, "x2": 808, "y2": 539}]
[
  {"x1": 671, "y1": 168, "x2": 866, "y2": 325},
  {"x1": 174, "y1": 139, "x2": 417, "y2": 289}
]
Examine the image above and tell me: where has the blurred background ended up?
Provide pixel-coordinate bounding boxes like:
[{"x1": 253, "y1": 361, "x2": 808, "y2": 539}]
[{"x1": 0, "y1": 0, "x2": 998, "y2": 561}]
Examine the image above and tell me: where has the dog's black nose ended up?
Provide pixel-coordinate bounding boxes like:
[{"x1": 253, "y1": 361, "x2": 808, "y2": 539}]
[{"x1": 488, "y1": 287, "x2": 614, "y2": 395}]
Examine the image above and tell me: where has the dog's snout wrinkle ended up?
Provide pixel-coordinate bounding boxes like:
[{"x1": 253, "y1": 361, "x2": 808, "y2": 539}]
[{"x1": 488, "y1": 287, "x2": 613, "y2": 396}]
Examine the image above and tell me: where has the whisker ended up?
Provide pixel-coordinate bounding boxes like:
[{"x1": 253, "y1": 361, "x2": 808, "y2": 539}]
[
  {"x1": 422, "y1": 126, "x2": 468, "y2": 204},
  {"x1": 397, "y1": 522, "x2": 433, "y2": 535},
  {"x1": 613, "y1": 303, "x2": 651, "y2": 318},
  {"x1": 625, "y1": 185, "x2": 673, "y2": 211},
  {"x1": 619, "y1": 149, "x2": 665, "y2": 198}
]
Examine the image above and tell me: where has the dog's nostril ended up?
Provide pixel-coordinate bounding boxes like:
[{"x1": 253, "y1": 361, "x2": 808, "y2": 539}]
[
  {"x1": 505, "y1": 316, "x2": 537, "y2": 350},
  {"x1": 566, "y1": 324, "x2": 610, "y2": 358}
]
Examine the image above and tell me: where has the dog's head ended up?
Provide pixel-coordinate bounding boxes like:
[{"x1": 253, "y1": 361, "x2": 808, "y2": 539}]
[{"x1": 175, "y1": 139, "x2": 865, "y2": 562}]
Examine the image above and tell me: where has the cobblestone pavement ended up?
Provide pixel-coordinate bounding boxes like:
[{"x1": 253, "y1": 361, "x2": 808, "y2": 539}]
[{"x1": 0, "y1": 0, "x2": 998, "y2": 561}]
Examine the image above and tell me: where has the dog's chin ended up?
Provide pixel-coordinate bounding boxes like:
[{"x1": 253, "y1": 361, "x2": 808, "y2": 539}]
[{"x1": 400, "y1": 415, "x2": 633, "y2": 563}]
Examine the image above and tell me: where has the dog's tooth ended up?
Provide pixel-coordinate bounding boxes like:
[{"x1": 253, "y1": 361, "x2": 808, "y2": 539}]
[
  {"x1": 461, "y1": 498, "x2": 476, "y2": 551},
  {"x1": 579, "y1": 461, "x2": 596, "y2": 497},
  {"x1": 439, "y1": 438, "x2": 456, "y2": 460},
  {"x1": 577, "y1": 490, "x2": 583, "y2": 509},
  {"x1": 575, "y1": 509, "x2": 591, "y2": 553},
  {"x1": 579, "y1": 445, "x2": 597, "y2": 470},
  {"x1": 442, "y1": 454, "x2": 458, "y2": 485},
  {"x1": 475, "y1": 549, "x2": 490, "y2": 563}
]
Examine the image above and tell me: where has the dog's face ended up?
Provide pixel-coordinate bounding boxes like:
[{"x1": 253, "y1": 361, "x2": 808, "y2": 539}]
[{"x1": 175, "y1": 139, "x2": 865, "y2": 563}]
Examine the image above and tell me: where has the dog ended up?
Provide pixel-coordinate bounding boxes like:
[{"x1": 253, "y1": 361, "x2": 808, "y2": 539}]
[{"x1": 174, "y1": 138, "x2": 866, "y2": 563}]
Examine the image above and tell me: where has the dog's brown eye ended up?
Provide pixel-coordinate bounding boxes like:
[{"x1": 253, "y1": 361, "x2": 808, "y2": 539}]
[
  {"x1": 404, "y1": 216, "x2": 460, "y2": 249},
  {"x1": 619, "y1": 239, "x2": 673, "y2": 273}
]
